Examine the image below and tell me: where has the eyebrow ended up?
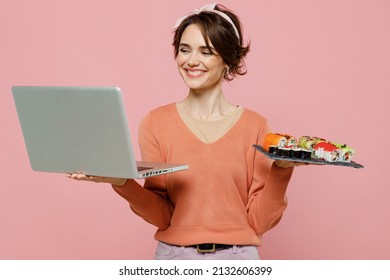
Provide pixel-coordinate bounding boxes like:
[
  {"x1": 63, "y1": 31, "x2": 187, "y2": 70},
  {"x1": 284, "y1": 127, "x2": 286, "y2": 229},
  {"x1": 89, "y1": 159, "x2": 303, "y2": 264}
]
[{"x1": 179, "y1": 43, "x2": 216, "y2": 52}]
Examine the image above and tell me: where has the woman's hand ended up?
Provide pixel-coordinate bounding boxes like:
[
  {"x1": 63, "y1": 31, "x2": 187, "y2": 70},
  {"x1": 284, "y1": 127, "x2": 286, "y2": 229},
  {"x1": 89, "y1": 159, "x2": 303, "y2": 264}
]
[
  {"x1": 66, "y1": 173, "x2": 128, "y2": 186},
  {"x1": 274, "y1": 160, "x2": 309, "y2": 168}
]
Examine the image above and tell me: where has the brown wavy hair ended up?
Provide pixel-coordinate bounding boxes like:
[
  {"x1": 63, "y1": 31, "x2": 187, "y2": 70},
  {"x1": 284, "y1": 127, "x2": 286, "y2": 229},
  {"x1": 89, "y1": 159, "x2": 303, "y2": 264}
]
[{"x1": 173, "y1": 4, "x2": 250, "y2": 81}]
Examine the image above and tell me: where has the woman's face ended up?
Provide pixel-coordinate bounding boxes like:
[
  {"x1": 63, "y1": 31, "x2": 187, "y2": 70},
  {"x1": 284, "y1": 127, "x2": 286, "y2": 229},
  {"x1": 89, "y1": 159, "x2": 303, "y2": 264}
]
[{"x1": 176, "y1": 24, "x2": 226, "y2": 92}]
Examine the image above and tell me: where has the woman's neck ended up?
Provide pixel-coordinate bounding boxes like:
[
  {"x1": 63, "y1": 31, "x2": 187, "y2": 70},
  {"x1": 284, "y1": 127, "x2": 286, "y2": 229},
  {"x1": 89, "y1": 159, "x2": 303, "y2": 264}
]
[{"x1": 179, "y1": 87, "x2": 237, "y2": 121}]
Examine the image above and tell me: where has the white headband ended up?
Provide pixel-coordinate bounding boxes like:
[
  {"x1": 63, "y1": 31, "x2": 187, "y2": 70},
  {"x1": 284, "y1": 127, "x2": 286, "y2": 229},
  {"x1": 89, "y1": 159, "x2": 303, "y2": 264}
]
[{"x1": 173, "y1": 3, "x2": 240, "y2": 40}]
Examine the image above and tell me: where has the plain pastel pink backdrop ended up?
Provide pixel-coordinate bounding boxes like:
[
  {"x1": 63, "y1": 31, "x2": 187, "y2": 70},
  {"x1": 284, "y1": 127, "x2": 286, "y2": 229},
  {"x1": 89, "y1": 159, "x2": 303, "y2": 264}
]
[{"x1": 1, "y1": 0, "x2": 389, "y2": 259}]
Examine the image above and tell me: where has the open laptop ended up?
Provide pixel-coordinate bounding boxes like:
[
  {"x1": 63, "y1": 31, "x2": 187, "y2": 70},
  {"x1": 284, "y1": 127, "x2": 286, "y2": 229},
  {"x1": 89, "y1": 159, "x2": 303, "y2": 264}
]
[{"x1": 12, "y1": 86, "x2": 188, "y2": 179}]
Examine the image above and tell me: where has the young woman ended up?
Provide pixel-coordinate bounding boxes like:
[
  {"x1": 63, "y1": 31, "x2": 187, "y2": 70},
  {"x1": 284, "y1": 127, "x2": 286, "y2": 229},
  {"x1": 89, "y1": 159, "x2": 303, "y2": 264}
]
[{"x1": 68, "y1": 3, "x2": 303, "y2": 260}]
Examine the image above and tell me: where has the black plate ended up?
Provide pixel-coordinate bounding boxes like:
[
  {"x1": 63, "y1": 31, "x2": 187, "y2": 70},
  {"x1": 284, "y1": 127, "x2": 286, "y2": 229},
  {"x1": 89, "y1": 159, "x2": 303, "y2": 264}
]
[{"x1": 253, "y1": 145, "x2": 364, "y2": 169}]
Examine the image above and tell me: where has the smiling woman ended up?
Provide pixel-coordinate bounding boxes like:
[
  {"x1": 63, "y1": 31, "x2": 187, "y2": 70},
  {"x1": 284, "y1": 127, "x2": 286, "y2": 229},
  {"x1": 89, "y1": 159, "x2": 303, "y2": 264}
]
[
  {"x1": 176, "y1": 25, "x2": 228, "y2": 93},
  {"x1": 68, "y1": 2, "x2": 302, "y2": 260},
  {"x1": 172, "y1": 4, "x2": 250, "y2": 82},
  {"x1": 1, "y1": 0, "x2": 388, "y2": 262}
]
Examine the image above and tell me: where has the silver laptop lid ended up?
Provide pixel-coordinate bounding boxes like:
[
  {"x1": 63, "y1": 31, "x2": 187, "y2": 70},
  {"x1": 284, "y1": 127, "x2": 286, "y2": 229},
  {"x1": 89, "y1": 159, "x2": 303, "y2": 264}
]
[{"x1": 12, "y1": 86, "x2": 140, "y2": 178}]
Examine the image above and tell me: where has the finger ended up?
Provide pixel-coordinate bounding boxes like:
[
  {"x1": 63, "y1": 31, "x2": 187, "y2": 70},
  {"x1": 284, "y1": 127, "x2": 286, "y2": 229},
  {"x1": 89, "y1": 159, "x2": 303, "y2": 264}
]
[
  {"x1": 67, "y1": 173, "x2": 90, "y2": 180},
  {"x1": 85, "y1": 175, "x2": 109, "y2": 183},
  {"x1": 87, "y1": 175, "x2": 105, "y2": 182},
  {"x1": 66, "y1": 173, "x2": 111, "y2": 183}
]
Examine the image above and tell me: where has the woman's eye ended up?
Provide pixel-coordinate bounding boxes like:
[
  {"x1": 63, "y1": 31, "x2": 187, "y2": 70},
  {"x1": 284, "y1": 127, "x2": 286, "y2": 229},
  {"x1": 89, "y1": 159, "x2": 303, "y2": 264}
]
[
  {"x1": 179, "y1": 48, "x2": 190, "y2": 54},
  {"x1": 202, "y1": 51, "x2": 213, "y2": 56}
]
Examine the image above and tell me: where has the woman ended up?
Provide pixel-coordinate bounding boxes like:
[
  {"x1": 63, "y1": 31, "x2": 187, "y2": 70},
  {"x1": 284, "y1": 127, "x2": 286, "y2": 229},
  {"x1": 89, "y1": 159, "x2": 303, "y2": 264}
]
[{"x1": 68, "y1": 3, "x2": 302, "y2": 260}]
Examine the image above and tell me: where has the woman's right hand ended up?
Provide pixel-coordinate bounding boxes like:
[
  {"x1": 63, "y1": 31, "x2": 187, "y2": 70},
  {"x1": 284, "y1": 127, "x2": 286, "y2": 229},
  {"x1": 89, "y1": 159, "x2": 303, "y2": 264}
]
[{"x1": 66, "y1": 173, "x2": 128, "y2": 186}]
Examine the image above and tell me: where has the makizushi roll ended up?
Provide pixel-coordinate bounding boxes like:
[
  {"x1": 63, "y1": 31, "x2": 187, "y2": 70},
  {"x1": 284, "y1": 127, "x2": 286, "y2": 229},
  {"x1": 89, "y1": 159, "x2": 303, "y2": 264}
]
[
  {"x1": 298, "y1": 136, "x2": 326, "y2": 151},
  {"x1": 268, "y1": 145, "x2": 278, "y2": 154},
  {"x1": 313, "y1": 142, "x2": 339, "y2": 162},
  {"x1": 276, "y1": 147, "x2": 292, "y2": 158},
  {"x1": 333, "y1": 143, "x2": 355, "y2": 162},
  {"x1": 285, "y1": 135, "x2": 297, "y2": 149},
  {"x1": 263, "y1": 133, "x2": 297, "y2": 151},
  {"x1": 301, "y1": 149, "x2": 312, "y2": 159},
  {"x1": 291, "y1": 148, "x2": 311, "y2": 159},
  {"x1": 263, "y1": 133, "x2": 287, "y2": 151}
]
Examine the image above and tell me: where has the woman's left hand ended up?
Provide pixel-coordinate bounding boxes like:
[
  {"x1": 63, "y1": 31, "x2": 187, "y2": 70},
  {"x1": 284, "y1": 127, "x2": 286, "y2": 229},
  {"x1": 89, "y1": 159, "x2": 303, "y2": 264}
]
[
  {"x1": 274, "y1": 160, "x2": 309, "y2": 168},
  {"x1": 66, "y1": 173, "x2": 128, "y2": 186}
]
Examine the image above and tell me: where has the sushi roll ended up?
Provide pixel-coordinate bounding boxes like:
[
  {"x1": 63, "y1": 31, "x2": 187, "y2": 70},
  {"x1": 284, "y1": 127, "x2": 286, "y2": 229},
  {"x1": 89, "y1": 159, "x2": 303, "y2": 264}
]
[
  {"x1": 313, "y1": 142, "x2": 339, "y2": 162},
  {"x1": 298, "y1": 136, "x2": 326, "y2": 151},
  {"x1": 301, "y1": 149, "x2": 312, "y2": 159},
  {"x1": 290, "y1": 149, "x2": 302, "y2": 159},
  {"x1": 263, "y1": 133, "x2": 288, "y2": 151},
  {"x1": 291, "y1": 148, "x2": 311, "y2": 159},
  {"x1": 268, "y1": 145, "x2": 278, "y2": 155},
  {"x1": 334, "y1": 143, "x2": 355, "y2": 162},
  {"x1": 276, "y1": 147, "x2": 292, "y2": 158},
  {"x1": 285, "y1": 135, "x2": 297, "y2": 149}
]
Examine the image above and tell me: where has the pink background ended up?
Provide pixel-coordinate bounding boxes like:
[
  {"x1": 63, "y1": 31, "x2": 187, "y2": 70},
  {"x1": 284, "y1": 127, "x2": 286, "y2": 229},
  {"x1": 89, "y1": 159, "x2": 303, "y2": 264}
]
[{"x1": 1, "y1": 0, "x2": 389, "y2": 259}]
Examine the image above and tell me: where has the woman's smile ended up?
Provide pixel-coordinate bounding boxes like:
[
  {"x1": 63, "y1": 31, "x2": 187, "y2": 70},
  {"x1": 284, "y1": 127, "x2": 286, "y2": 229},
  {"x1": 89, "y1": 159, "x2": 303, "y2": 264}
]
[{"x1": 184, "y1": 68, "x2": 207, "y2": 78}]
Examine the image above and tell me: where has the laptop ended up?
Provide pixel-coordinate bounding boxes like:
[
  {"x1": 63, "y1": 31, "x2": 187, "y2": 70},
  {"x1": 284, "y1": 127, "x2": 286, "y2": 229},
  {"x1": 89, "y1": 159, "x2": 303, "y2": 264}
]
[{"x1": 12, "y1": 86, "x2": 188, "y2": 179}]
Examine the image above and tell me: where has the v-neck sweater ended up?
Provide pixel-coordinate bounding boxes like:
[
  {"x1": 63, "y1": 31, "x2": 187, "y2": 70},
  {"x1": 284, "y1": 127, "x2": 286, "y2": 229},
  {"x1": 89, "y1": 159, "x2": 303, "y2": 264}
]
[
  {"x1": 112, "y1": 103, "x2": 293, "y2": 246},
  {"x1": 176, "y1": 103, "x2": 244, "y2": 144}
]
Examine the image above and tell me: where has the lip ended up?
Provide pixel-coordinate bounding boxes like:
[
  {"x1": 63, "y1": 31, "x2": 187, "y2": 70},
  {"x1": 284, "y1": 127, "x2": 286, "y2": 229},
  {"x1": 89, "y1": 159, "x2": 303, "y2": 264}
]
[{"x1": 184, "y1": 68, "x2": 207, "y2": 78}]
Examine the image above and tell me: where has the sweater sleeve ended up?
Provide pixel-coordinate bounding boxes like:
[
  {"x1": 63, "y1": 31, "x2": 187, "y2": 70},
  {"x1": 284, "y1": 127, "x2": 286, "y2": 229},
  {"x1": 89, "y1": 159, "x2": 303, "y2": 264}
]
[
  {"x1": 246, "y1": 125, "x2": 294, "y2": 235},
  {"x1": 111, "y1": 112, "x2": 173, "y2": 229}
]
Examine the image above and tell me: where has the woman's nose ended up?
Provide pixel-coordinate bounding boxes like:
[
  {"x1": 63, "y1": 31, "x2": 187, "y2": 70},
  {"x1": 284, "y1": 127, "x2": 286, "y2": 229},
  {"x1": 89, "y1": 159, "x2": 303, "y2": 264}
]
[{"x1": 187, "y1": 52, "x2": 200, "y2": 66}]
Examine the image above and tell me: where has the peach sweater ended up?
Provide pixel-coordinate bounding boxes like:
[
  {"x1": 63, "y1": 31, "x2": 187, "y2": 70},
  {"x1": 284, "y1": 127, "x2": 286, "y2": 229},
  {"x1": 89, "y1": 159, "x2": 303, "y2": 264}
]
[{"x1": 112, "y1": 103, "x2": 293, "y2": 246}]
